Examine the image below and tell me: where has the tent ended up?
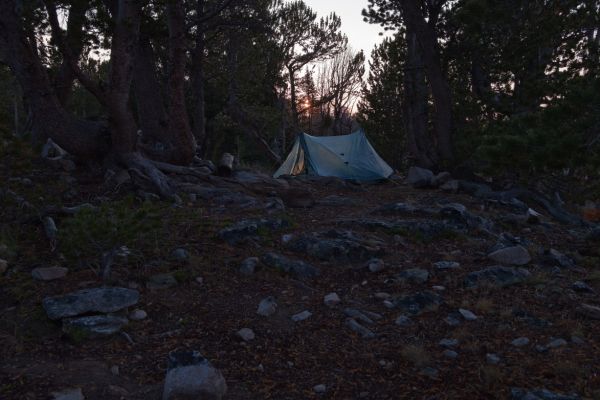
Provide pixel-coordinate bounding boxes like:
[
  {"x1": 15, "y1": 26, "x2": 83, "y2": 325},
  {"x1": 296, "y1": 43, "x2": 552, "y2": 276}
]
[{"x1": 273, "y1": 130, "x2": 393, "y2": 181}]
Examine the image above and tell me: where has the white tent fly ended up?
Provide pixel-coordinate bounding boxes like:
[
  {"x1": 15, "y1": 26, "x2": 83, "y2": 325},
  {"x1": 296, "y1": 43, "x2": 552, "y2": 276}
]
[{"x1": 273, "y1": 130, "x2": 393, "y2": 181}]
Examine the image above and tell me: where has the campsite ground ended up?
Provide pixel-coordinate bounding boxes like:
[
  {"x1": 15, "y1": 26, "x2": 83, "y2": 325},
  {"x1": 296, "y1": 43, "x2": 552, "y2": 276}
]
[{"x1": 1, "y1": 152, "x2": 600, "y2": 399}]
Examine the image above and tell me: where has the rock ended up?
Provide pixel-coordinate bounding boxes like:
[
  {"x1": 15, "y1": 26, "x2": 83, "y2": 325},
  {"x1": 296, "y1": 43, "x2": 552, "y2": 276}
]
[
  {"x1": 464, "y1": 266, "x2": 531, "y2": 289},
  {"x1": 129, "y1": 309, "x2": 147, "y2": 321},
  {"x1": 545, "y1": 249, "x2": 575, "y2": 269},
  {"x1": 547, "y1": 338, "x2": 567, "y2": 349},
  {"x1": 345, "y1": 318, "x2": 376, "y2": 339},
  {"x1": 43, "y1": 216, "x2": 58, "y2": 241},
  {"x1": 571, "y1": 336, "x2": 585, "y2": 345},
  {"x1": 344, "y1": 308, "x2": 381, "y2": 325},
  {"x1": 285, "y1": 230, "x2": 385, "y2": 263},
  {"x1": 440, "y1": 180, "x2": 460, "y2": 193},
  {"x1": 237, "y1": 328, "x2": 255, "y2": 342},
  {"x1": 511, "y1": 337, "x2": 530, "y2": 347},
  {"x1": 240, "y1": 257, "x2": 259, "y2": 275},
  {"x1": 323, "y1": 292, "x2": 341, "y2": 307},
  {"x1": 393, "y1": 291, "x2": 443, "y2": 315},
  {"x1": 434, "y1": 261, "x2": 460, "y2": 270},
  {"x1": 406, "y1": 166, "x2": 434, "y2": 188},
  {"x1": 526, "y1": 208, "x2": 543, "y2": 224},
  {"x1": 420, "y1": 367, "x2": 439, "y2": 379},
  {"x1": 367, "y1": 258, "x2": 385, "y2": 273},
  {"x1": 291, "y1": 310, "x2": 312, "y2": 322},
  {"x1": 43, "y1": 287, "x2": 139, "y2": 320},
  {"x1": 31, "y1": 267, "x2": 68, "y2": 281},
  {"x1": 218, "y1": 218, "x2": 289, "y2": 245},
  {"x1": 62, "y1": 315, "x2": 128, "y2": 339},
  {"x1": 510, "y1": 387, "x2": 580, "y2": 400},
  {"x1": 488, "y1": 245, "x2": 531, "y2": 265},
  {"x1": 51, "y1": 388, "x2": 85, "y2": 400},
  {"x1": 458, "y1": 308, "x2": 478, "y2": 321},
  {"x1": 396, "y1": 268, "x2": 429, "y2": 284},
  {"x1": 486, "y1": 353, "x2": 500, "y2": 365},
  {"x1": 257, "y1": 297, "x2": 277, "y2": 317},
  {"x1": 431, "y1": 171, "x2": 452, "y2": 187},
  {"x1": 171, "y1": 248, "x2": 189, "y2": 262},
  {"x1": 572, "y1": 281, "x2": 594, "y2": 293},
  {"x1": 443, "y1": 349, "x2": 458, "y2": 359},
  {"x1": 264, "y1": 197, "x2": 285, "y2": 214},
  {"x1": 147, "y1": 273, "x2": 178, "y2": 290},
  {"x1": 444, "y1": 313, "x2": 461, "y2": 327},
  {"x1": 439, "y1": 338, "x2": 459, "y2": 348},
  {"x1": 261, "y1": 253, "x2": 320, "y2": 279},
  {"x1": 374, "y1": 292, "x2": 391, "y2": 300},
  {"x1": 432, "y1": 285, "x2": 446, "y2": 291},
  {"x1": 162, "y1": 350, "x2": 227, "y2": 400},
  {"x1": 395, "y1": 315, "x2": 413, "y2": 327},
  {"x1": 577, "y1": 303, "x2": 600, "y2": 320},
  {"x1": 313, "y1": 384, "x2": 327, "y2": 394},
  {"x1": 0, "y1": 258, "x2": 7, "y2": 274}
]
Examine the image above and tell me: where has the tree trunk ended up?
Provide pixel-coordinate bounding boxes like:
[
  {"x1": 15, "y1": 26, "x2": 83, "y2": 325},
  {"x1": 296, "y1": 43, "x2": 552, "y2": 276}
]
[
  {"x1": 403, "y1": 30, "x2": 436, "y2": 169},
  {"x1": 192, "y1": 0, "x2": 207, "y2": 154},
  {"x1": 400, "y1": 0, "x2": 454, "y2": 164},
  {"x1": 288, "y1": 65, "x2": 299, "y2": 128}
]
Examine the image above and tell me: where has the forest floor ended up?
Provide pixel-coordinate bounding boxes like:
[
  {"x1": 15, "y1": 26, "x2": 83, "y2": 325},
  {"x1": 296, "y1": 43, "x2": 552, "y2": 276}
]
[{"x1": 1, "y1": 146, "x2": 600, "y2": 400}]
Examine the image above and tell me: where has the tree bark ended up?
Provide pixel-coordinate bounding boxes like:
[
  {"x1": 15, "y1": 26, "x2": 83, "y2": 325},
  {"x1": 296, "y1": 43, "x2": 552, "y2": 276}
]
[
  {"x1": 288, "y1": 65, "x2": 300, "y2": 128},
  {"x1": 400, "y1": 0, "x2": 454, "y2": 164},
  {"x1": 192, "y1": 0, "x2": 207, "y2": 153}
]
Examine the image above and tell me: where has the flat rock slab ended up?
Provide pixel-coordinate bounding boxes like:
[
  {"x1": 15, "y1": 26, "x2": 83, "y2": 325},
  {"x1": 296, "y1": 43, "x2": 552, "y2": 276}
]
[
  {"x1": 43, "y1": 287, "x2": 140, "y2": 320},
  {"x1": 32, "y1": 267, "x2": 68, "y2": 281},
  {"x1": 285, "y1": 229, "x2": 385, "y2": 263},
  {"x1": 51, "y1": 388, "x2": 85, "y2": 400},
  {"x1": 218, "y1": 218, "x2": 289, "y2": 245},
  {"x1": 511, "y1": 387, "x2": 580, "y2": 400},
  {"x1": 393, "y1": 291, "x2": 443, "y2": 315},
  {"x1": 488, "y1": 245, "x2": 531, "y2": 265},
  {"x1": 63, "y1": 315, "x2": 128, "y2": 339},
  {"x1": 464, "y1": 266, "x2": 531, "y2": 289},
  {"x1": 261, "y1": 253, "x2": 320, "y2": 279}
]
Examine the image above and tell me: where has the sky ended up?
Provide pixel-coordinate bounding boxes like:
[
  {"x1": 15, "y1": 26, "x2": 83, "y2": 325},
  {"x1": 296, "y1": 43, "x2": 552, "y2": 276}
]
[{"x1": 303, "y1": 0, "x2": 390, "y2": 60}]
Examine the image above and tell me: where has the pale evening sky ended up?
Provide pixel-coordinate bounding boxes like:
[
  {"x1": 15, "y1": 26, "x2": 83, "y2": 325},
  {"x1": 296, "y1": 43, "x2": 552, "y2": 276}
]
[{"x1": 303, "y1": 0, "x2": 391, "y2": 60}]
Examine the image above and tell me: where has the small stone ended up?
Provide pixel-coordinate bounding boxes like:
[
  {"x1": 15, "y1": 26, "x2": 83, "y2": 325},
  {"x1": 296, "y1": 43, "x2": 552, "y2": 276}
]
[
  {"x1": 257, "y1": 297, "x2": 277, "y2": 317},
  {"x1": 51, "y1": 388, "x2": 85, "y2": 400},
  {"x1": 171, "y1": 248, "x2": 189, "y2": 262},
  {"x1": 257, "y1": 364, "x2": 264, "y2": 372},
  {"x1": 237, "y1": 328, "x2": 255, "y2": 342},
  {"x1": 240, "y1": 257, "x2": 259, "y2": 275},
  {"x1": 313, "y1": 384, "x2": 327, "y2": 394},
  {"x1": 383, "y1": 300, "x2": 394, "y2": 309},
  {"x1": 291, "y1": 310, "x2": 312, "y2": 322},
  {"x1": 439, "y1": 338, "x2": 459, "y2": 348},
  {"x1": 458, "y1": 308, "x2": 478, "y2": 321},
  {"x1": 434, "y1": 261, "x2": 460, "y2": 270},
  {"x1": 367, "y1": 258, "x2": 385, "y2": 273},
  {"x1": 572, "y1": 281, "x2": 594, "y2": 293},
  {"x1": 488, "y1": 245, "x2": 531, "y2": 265},
  {"x1": 440, "y1": 180, "x2": 460, "y2": 192},
  {"x1": 511, "y1": 337, "x2": 530, "y2": 347},
  {"x1": 431, "y1": 171, "x2": 452, "y2": 187},
  {"x1": 147, "y1": 273, "x2": 177, "y2": 290},
  {"x1": 0, "y1": 258, "x2": 7, "y2": 274},
  {"x1": 195, "y1": 276, "x2": 204, "y2": 284},
  {"x1": 323, "y1": 292, "x2": 341, "y2": 307},
  {"x1": 345, "y1": 318, "x2": 376, "y2": 339},
  {"x1": 374, "y1": 292, "x2": 391, "y2": 300},
  {"x1": 31, "y1": 266, "x2": 68, "y2": 281},
  {"x1": 547, "y1": 338, "x2": 567, "y2": 348},
  {"x1": 281, "y1": 234, "x2": 294, "y2": 244},
  {"x1": 443, "y1": 349, "x2": 458, "y2": 359},
  {"x1": 395, "y1": 315, "x2": 413, "y2": 327},
  {"x1": 129, "y1": 309, "x2": 147, "y2": 321},
  {"x1": 486, "y1": 353, "x2": 500, "y2": 365},
  {"x1": 444, "y1": 314, "x2": 461, "y2": 327},
  {"x1": 420, "y1": 367, "x2": 438, "y2": 378},
  {"x1": 396, "y1": 268, "x2": 429, "y2": 284},
  {"x1": 110, "y1": 365, "x2": 120, "y2": 376},
  {"x1": 432, "y1": 285, "x2": 446, "y2": 291},
  {"x1": 577, "y1": 303, "x2": 600, "y2": 320}
]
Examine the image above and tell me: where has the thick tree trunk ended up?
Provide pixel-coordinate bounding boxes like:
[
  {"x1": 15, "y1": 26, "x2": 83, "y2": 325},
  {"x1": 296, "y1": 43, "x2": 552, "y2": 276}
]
[
  {"x1": 403, "y1": 30, "x2": 436, "y2": 169},
  {"x1": 0, "y1": 0, "x2": 109, "y2": 158},
  {"x1": 133, "y1": 35, "x2": 168, "y2": 144},
  {"x1": 288, "y1": 65, "x2": 299, "y2": 128},
  {"x1": 165, "y1": 0, "x2": 196, "y2": 165},
  {"x1": 400, "y1": 0, "x2": 454, "y2": 164},
  {"x1": 192, "y1": 0, "x2": 207, "y2": 154}
]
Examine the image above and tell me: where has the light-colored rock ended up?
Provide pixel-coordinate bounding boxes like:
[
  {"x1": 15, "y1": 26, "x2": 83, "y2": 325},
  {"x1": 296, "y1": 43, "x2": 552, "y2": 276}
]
[
  {"x1": 323, "y1": 292, "x2": 341, "y2": 307},
  {"x1": 439, "y1": 338, "x2": 459, "y2": 348},
  {"x1": 345, "y1": 318, "x2": 375, "y2": 339},
  {"x1": 458, "y1": 308, "x2": 478, "y2": 321},
  {"x1": 257, "y1": 297, "x2": 277, "y2": 317},
  {"x1": 547, "y1": 338, "x2": 567, "y2": 349},
  {"x1": 162, "y1": 351, "x2": 227, "y2": 400},
  {"x1": 237, "y1": 328, "x2": 255, "y2": 342},
  {"x1": 171, "y1": 248, "x2": 189, "y2": 262},
  {"x1": 488, "y1": 245, "x2": 531, "y2": 265},
  {"x1": 32, "y1": 267, "x2": 68, "y2": 281},
  {"x1": 313, "y1": 384, "x2": 327, "y2": 394},
  {"x1": 406, "y1": 166, "x2": 434, "y2": 188},
  {"x1": 486, "y1": 353, "x2": 500, "y2": 365},
  {"x1": 396, "y1": 268, "x2": 429, "y2": 284},
  {"x1": 291, "y1": 310, "x2": 312, "y2": 322},
  {"x1": 577, "y1": 303, "x2": 600, "y2": 320},
  {"x1": 395, "y1": 315, "x2": 412, "y2": 327},
  {"x1": 129, "y1": 309, "x2": 147, "y2": 321},
  {"x1": 440, "y1": 179, "x2": 459, "y2": 192},
  {"x1": 431, "y1": 171, "x2": 452, "y2": 187},
  {"x1": 511, "y1": 337, "x2": 530, "y2": 347},
  {"x1": 240, "y1": 257, "x2": 259, "y2": 275},
  {"x1": 51, "y1": 388, "x2": 84, "y2": 400},
  {"x1": 434, "y1": 261, "x2": 460, "y2": 270},
  {"x1": 443, "y1": 349, "x2": 458, "y2": 359},
  {"x1": 62, "y1": 315, "x2": 128, "y2": 339},
  {"x1": 367, "y1": 258, "x2": 385, "y2": 273},
  {"x1": 374, "y1": 292, "x2": 391, "y2": 300}
]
